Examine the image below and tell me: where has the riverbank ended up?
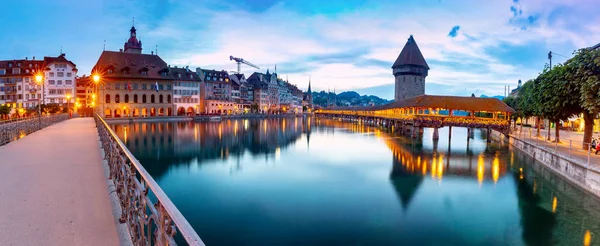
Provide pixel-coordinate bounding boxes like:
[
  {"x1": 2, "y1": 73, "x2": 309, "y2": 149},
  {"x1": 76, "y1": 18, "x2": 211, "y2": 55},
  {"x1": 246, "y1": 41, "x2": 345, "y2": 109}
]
[
  {"x1": 104, "y1": 114, "x2": 309, "y2": 124},
  {"x1": 493, "y1": 130, "x2": 600, "y2": 198}
]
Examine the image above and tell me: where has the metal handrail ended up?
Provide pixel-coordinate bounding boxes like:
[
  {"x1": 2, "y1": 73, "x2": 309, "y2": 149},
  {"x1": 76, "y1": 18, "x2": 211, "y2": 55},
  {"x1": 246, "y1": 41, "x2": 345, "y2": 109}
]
[
  {"x1": 0, "y1": 114, "x2": 68, "y2": 146},
  {"x1": 94, "y1": 114, "x2": 204, "y2": 246}
]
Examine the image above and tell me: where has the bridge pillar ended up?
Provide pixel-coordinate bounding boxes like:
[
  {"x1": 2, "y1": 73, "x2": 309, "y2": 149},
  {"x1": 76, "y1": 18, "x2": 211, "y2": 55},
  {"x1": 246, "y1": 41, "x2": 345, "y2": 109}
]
[
  {"x1": 448, "y1": 126, "x2": 452, "y2": 139},
  {"x1": 411, "y1": 126, "x2": 417, "y2": 138},
  {"x1": 433, "y1": 127, "x2": 439, "y2": 140},
  {"x1": 487, "y1": 128, "x2": 492, "y2": 143},
  {"x1": 419, "y1": 127, "x2": 424, "y2": 135}
]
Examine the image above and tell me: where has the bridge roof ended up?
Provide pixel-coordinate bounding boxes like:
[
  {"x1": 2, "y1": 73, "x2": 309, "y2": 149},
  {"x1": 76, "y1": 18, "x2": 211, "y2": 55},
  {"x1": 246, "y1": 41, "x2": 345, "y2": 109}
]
[{"x1": 331, "y1": 95, "x2": 515, "y2": 113}]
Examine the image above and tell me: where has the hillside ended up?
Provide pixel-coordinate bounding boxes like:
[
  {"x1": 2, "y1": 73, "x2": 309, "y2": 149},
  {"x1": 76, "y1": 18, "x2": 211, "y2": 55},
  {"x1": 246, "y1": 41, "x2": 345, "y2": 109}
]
[{"x1": 312, "y1": 91, "x2": 391, "y2": 107}]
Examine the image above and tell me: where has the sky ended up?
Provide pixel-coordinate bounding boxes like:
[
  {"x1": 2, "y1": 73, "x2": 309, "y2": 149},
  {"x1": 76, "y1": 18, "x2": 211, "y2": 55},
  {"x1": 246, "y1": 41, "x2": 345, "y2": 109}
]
[{"x1": 1, "y1": 0, "x2": 598, "y2": 99}]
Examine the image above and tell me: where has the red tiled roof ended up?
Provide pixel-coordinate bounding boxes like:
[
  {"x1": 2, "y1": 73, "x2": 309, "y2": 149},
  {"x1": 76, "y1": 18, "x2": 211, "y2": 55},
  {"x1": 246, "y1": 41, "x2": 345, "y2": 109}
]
[
  {"x1": 92, "y1": 51, "x2": 169, "y2": 80},
  {"x1": 43, "y1": 54, "x2": 77, "y2": 71},
  {"x1": 392, "y1": 35, "x2": 429, "y2": 69},
  {"x1": 0, "y1": 59, "x2": 44, "y2": 76},
  {"x1": 332, "y1": 95, "x2": 515, "y2": 113}
]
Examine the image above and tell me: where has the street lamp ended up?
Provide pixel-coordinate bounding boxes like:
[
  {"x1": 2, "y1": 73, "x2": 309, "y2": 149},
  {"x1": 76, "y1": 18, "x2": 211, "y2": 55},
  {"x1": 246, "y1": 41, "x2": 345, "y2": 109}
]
[
  {"x1": 66, "y1": 94, "x2": 71, "y2": 118},
  {"x1": 35, "y1": 72, "x2": 44, "y2": 128},
  {"x1": 93, "y1": 74, "x2": 101, "y2": 116}
]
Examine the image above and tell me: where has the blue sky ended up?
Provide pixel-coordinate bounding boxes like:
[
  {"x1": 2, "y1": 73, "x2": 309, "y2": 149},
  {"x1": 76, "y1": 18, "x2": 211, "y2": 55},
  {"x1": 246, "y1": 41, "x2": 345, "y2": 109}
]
[{"x1": 1, "y1": 0, "x2": 598, "y2": 99}]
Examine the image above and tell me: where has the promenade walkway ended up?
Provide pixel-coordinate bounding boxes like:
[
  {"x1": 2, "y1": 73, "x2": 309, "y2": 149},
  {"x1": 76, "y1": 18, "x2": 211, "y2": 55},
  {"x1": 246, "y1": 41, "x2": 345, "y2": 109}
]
[
  {"x1": 0, "y1": 118, "x2": 121, "y2": 245},
  {"x1": 509, "y1": 127, "x2": 600, "y2": 167}
]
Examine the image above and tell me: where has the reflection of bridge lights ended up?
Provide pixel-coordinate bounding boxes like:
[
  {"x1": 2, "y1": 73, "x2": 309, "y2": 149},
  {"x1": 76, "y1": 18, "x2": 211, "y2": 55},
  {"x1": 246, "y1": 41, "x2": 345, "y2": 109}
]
[
  {"x1": 124, "y1": 126, "x2": 128, "y2": 144},
  {"x1": 436, "y1": 154, "x2": 444, "y2": 180},
  {"x1": 275, "y1": 147, "x2": 281, "y2": 160},
  {"x1": 477, "y1": 154, "x2": 485, "y2": 186},
  {"x1": 431, "y1": 157, "x2": 437, "y2": 179},
  {"x1": 519, "y1": 167, "x2": 523, "y2": 180},
  {"x1": 584, "y1": 230, "x2": 591, "y2": 246},
  {"x1": 492, "y1": 156, "x2": 500, "y2": 184},
  {"x1": 422, "y1": 160, "x2": 427, "y2": 175},
  {"x1": 244, "y1": 119, "x2": 249, "y2": 130},
  {"x1": 552, "y1": 196, "x2": 557, "y2": 213}
]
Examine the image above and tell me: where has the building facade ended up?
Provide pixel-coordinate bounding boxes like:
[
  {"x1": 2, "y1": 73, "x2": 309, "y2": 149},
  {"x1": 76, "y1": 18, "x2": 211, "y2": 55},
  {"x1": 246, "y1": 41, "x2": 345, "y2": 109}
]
[
  {"x1": 172, "y1": 67, "x2": 201, "y2": 116},
  {"x1": 92, "y1": 24, "x2": 174, "y2": 118},
  {"x1": 393, "y1": 35, "x2": 429, "y2": 101},
  {"x1": 199, "y1": 69, "x2": 235, "y2": 114},
  {"x1": 0, "y1": 59, "x2": 44, "y2": 113},
  {"x1": 0, "y1": 55, "x2": 77, "y2": 116},
  {"x1": 43, "y1": 54, "x2": 78, "y2": 105}
]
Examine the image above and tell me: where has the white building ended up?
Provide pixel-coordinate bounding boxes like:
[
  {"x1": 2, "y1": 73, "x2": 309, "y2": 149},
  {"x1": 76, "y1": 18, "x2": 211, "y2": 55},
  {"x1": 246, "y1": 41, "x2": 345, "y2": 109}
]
[
  {"x1": 43, "y1": 54, "x2": 78, "y2": 105},
  {"x1": 172, "y1": 67, "x2": 201, "y2": 116}
]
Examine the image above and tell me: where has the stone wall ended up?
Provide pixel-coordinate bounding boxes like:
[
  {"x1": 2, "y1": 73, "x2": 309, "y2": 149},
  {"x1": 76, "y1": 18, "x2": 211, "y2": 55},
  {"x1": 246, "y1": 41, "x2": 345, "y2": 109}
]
[
  {"x1": 394, "y1": 74, "x2": 425, "y2": 101},
  {"x1": 502, "y1": 133, "x2": 600, "y2": 198}
]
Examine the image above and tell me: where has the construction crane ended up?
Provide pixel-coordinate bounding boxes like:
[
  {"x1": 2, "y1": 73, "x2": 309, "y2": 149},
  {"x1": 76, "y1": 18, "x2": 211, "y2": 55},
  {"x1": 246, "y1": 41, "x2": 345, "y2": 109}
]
[{"x1": 229, "y1": 56, "x2": 260, "y2": 74}]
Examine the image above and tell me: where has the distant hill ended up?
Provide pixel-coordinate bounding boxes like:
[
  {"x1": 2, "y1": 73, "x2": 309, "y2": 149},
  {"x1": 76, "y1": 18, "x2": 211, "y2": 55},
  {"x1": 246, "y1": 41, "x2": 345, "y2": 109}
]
[{"x1": 312, "y1": 90, "x2": 391, "y2": 107}]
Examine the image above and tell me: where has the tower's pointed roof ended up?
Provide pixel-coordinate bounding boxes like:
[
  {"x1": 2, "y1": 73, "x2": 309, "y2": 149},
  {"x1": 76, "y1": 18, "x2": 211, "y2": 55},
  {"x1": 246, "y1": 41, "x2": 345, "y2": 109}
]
[{"x1": 392, "y1": 35, "x2": 429, "y2": 69}]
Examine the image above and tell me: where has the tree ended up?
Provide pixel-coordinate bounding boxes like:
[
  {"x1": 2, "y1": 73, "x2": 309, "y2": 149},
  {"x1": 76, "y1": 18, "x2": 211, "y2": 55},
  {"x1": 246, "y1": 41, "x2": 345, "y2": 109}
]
[
  {"x1": 536, "y1": 64, "x2": 581, "y2": 142},
  {"x1": 567, "y1": 48, "x2": 600, "y2": 149},
  {"x1": 503, "y1": 96, "x2": 520, "y2": 130},
  {"x1": 517, "y1": 80, "x2": 541, "y2": 135},
  {"x1": 0, "y1": 105, "x2": 11, "y2": 119}
]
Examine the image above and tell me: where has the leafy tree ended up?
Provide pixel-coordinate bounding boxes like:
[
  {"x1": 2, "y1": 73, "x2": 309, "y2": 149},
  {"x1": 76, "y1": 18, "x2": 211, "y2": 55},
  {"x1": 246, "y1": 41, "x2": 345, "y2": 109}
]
[
  {"x1": 567, "y1": 48, "x2": 600, "y2": 149},
  {"x1": 503, "y1": 96, "x2": 520, "y2": 129},
  {"x1": 536, "y1": 64, "x2": 581, "y2": 142},
  {"x1": 0, "y1": 105, "x2": 11, "y2": 119},
  {"x1": 517, "y1": 80, "x2": 542, "y2": 135}
]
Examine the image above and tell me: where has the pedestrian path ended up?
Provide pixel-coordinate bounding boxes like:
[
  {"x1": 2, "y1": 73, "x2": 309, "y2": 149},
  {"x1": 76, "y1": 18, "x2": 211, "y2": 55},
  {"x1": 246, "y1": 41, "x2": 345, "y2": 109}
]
[
  {"x1": 509, "y1": 127, "x2": 600, "y2": 167},
  {"x1": 0, "y1": 118, "x2": 120, "y2": 246}
]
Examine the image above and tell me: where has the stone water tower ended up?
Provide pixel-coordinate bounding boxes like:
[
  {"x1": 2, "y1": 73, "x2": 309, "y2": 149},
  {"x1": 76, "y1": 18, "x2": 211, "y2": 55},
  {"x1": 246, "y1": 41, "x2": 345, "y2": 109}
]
[{"x1": 392, "y1": 35, "x2": 429, "y2": 101}]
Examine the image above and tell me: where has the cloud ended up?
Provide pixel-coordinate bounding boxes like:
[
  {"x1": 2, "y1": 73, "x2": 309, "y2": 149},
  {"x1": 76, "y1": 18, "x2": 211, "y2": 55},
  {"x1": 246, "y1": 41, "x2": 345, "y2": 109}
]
[
  {"x1": 2, "y1": 0, "x2": 599, "y2": 99},
  {"x1": 447, "y1": 25, "x2": 460, "y2": 38}
]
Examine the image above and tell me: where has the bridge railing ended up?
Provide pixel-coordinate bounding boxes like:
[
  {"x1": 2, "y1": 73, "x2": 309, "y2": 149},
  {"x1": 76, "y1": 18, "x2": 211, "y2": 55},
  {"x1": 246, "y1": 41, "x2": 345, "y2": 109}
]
[
  {"x1": 94, "y1": 114, "x2": 205, "y2": 246},
  {"x1": 0, "y1": 114, "x2": 69, "y2": 146}
]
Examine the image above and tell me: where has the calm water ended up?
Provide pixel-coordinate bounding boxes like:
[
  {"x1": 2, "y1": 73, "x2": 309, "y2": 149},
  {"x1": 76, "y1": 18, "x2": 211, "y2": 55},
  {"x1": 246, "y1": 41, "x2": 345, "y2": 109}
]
[{"x1": 112, "y1": 117, "x2": 600, "y2": 246}]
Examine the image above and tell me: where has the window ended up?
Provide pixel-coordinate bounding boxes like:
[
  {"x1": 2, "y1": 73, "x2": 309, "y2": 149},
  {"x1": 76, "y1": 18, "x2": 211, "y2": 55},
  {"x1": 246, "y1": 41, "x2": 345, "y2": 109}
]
[
  {"x1": 142, "y1": 84, "x2": 147, "y2": 90},
  {"x1": 133, "y1": 83, "x2": 139, "y2": 90},
  {"x1": 151, "y1": 95, "x2": 155, "y2": 103},
  {"x1": 167, "y1": 84, "x2": 172, "y2": 90},
  {"x1": 28, "y1": 64, "x2": 32, "y2": 68},
  {"x1": 125, "y1": 94, "x2": 129, "y2": 103},
  {"x1": 0, "y1": 69, "x2": 4, "y2": 75},
  {"x1": 159, "y1": 95, "x2": 163, "y2": 103},
  {"x1": 115, "y1": 83, "x2": 121, "y2": 90},
  {"x1": 141, "y1": 70, "x2": 148, "y2": 75},
  {"x1": 18, "y1": 95, "x2": 22, "y2": 100},
  {"x1": 115, "y1": 94, "x2": 120, "y2": 103},
  {"x1": 158, "y1": 84, "x2": 164, "y2": 90},
  {"x1": 134, "y1": 94, "x2": 138, "y2": 103},
  {"x1": 17, "y1": 62, "x2": 21, "y2": 67},
  {"x1": 57, "y1": 80, "x2": 62, "y2": 85},
  {"x1": 66, "y1": 72, "x2": 72, "y2": 77},
  {"x1": 17, "y1": 85, "x2": 21, "y2": 91},
  {"x1": 8, "y1": 63, "x2": 12, "y2": 67},
  {"x1": 57, "y1": 72, "x2": 64, "y2": 77},
  {"x1": 49, "y1": 80, "x2": 55, "y2": 85},
  {"x1": 49, "y1": 72, "x2": 55, "y2": 77},
  {"x1": 108, "y1": 69, "x2": 113, "y2": 74},
  {"x1": 66, "y1": 80, "x2": 72, "y2": 85},
  {"x1": 12, "y1": 68, "x2": 20, "y2": 74},
  {"x1": 142, "y1": 94, "x2": 147, "y2": 103},
  {"x1": 167, "y1": 95, "x2": 171, "y2": 103}
]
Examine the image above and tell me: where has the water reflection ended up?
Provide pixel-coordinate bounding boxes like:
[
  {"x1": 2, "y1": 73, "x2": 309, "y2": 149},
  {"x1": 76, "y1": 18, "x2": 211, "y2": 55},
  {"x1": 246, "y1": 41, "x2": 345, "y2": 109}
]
[{"x1": 111, "y1": 117, "x2": 599, "y2": 246}]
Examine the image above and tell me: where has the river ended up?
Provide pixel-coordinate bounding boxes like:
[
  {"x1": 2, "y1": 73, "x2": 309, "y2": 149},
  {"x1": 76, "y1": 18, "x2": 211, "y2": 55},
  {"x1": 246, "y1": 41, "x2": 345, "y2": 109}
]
[{"x1": 112, "y1": 117, "x2": 599, "y2": 246}]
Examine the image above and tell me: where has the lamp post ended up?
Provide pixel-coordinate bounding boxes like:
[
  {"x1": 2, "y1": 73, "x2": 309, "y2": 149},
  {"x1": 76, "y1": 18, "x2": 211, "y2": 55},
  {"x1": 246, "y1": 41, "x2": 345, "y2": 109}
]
[
  {"x1": 66, "y1": 94, "x2": 72, "y2": 118},
  {"x1": 93, "y1": 74, "x2": 100, "y2": 116},
  {"x1": 35, "y1": 73, "x2": 44, "y2": 129}
]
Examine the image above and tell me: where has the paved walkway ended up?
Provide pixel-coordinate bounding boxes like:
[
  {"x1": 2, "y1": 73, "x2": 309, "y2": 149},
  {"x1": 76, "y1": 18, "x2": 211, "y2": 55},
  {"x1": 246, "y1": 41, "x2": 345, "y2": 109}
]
[
  {"x1": 0, "y1": 118, "x2": 121, "y2": 246},
  {"x1": 510, "y1": 127, "x2": 600, "y2": 167}
]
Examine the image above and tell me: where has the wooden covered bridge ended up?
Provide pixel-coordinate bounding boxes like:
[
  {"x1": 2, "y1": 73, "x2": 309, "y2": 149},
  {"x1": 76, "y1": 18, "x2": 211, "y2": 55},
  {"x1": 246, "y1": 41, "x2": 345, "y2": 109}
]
[{"x1": 315, "y1": 95, "x2": 515, "y2": 140}]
